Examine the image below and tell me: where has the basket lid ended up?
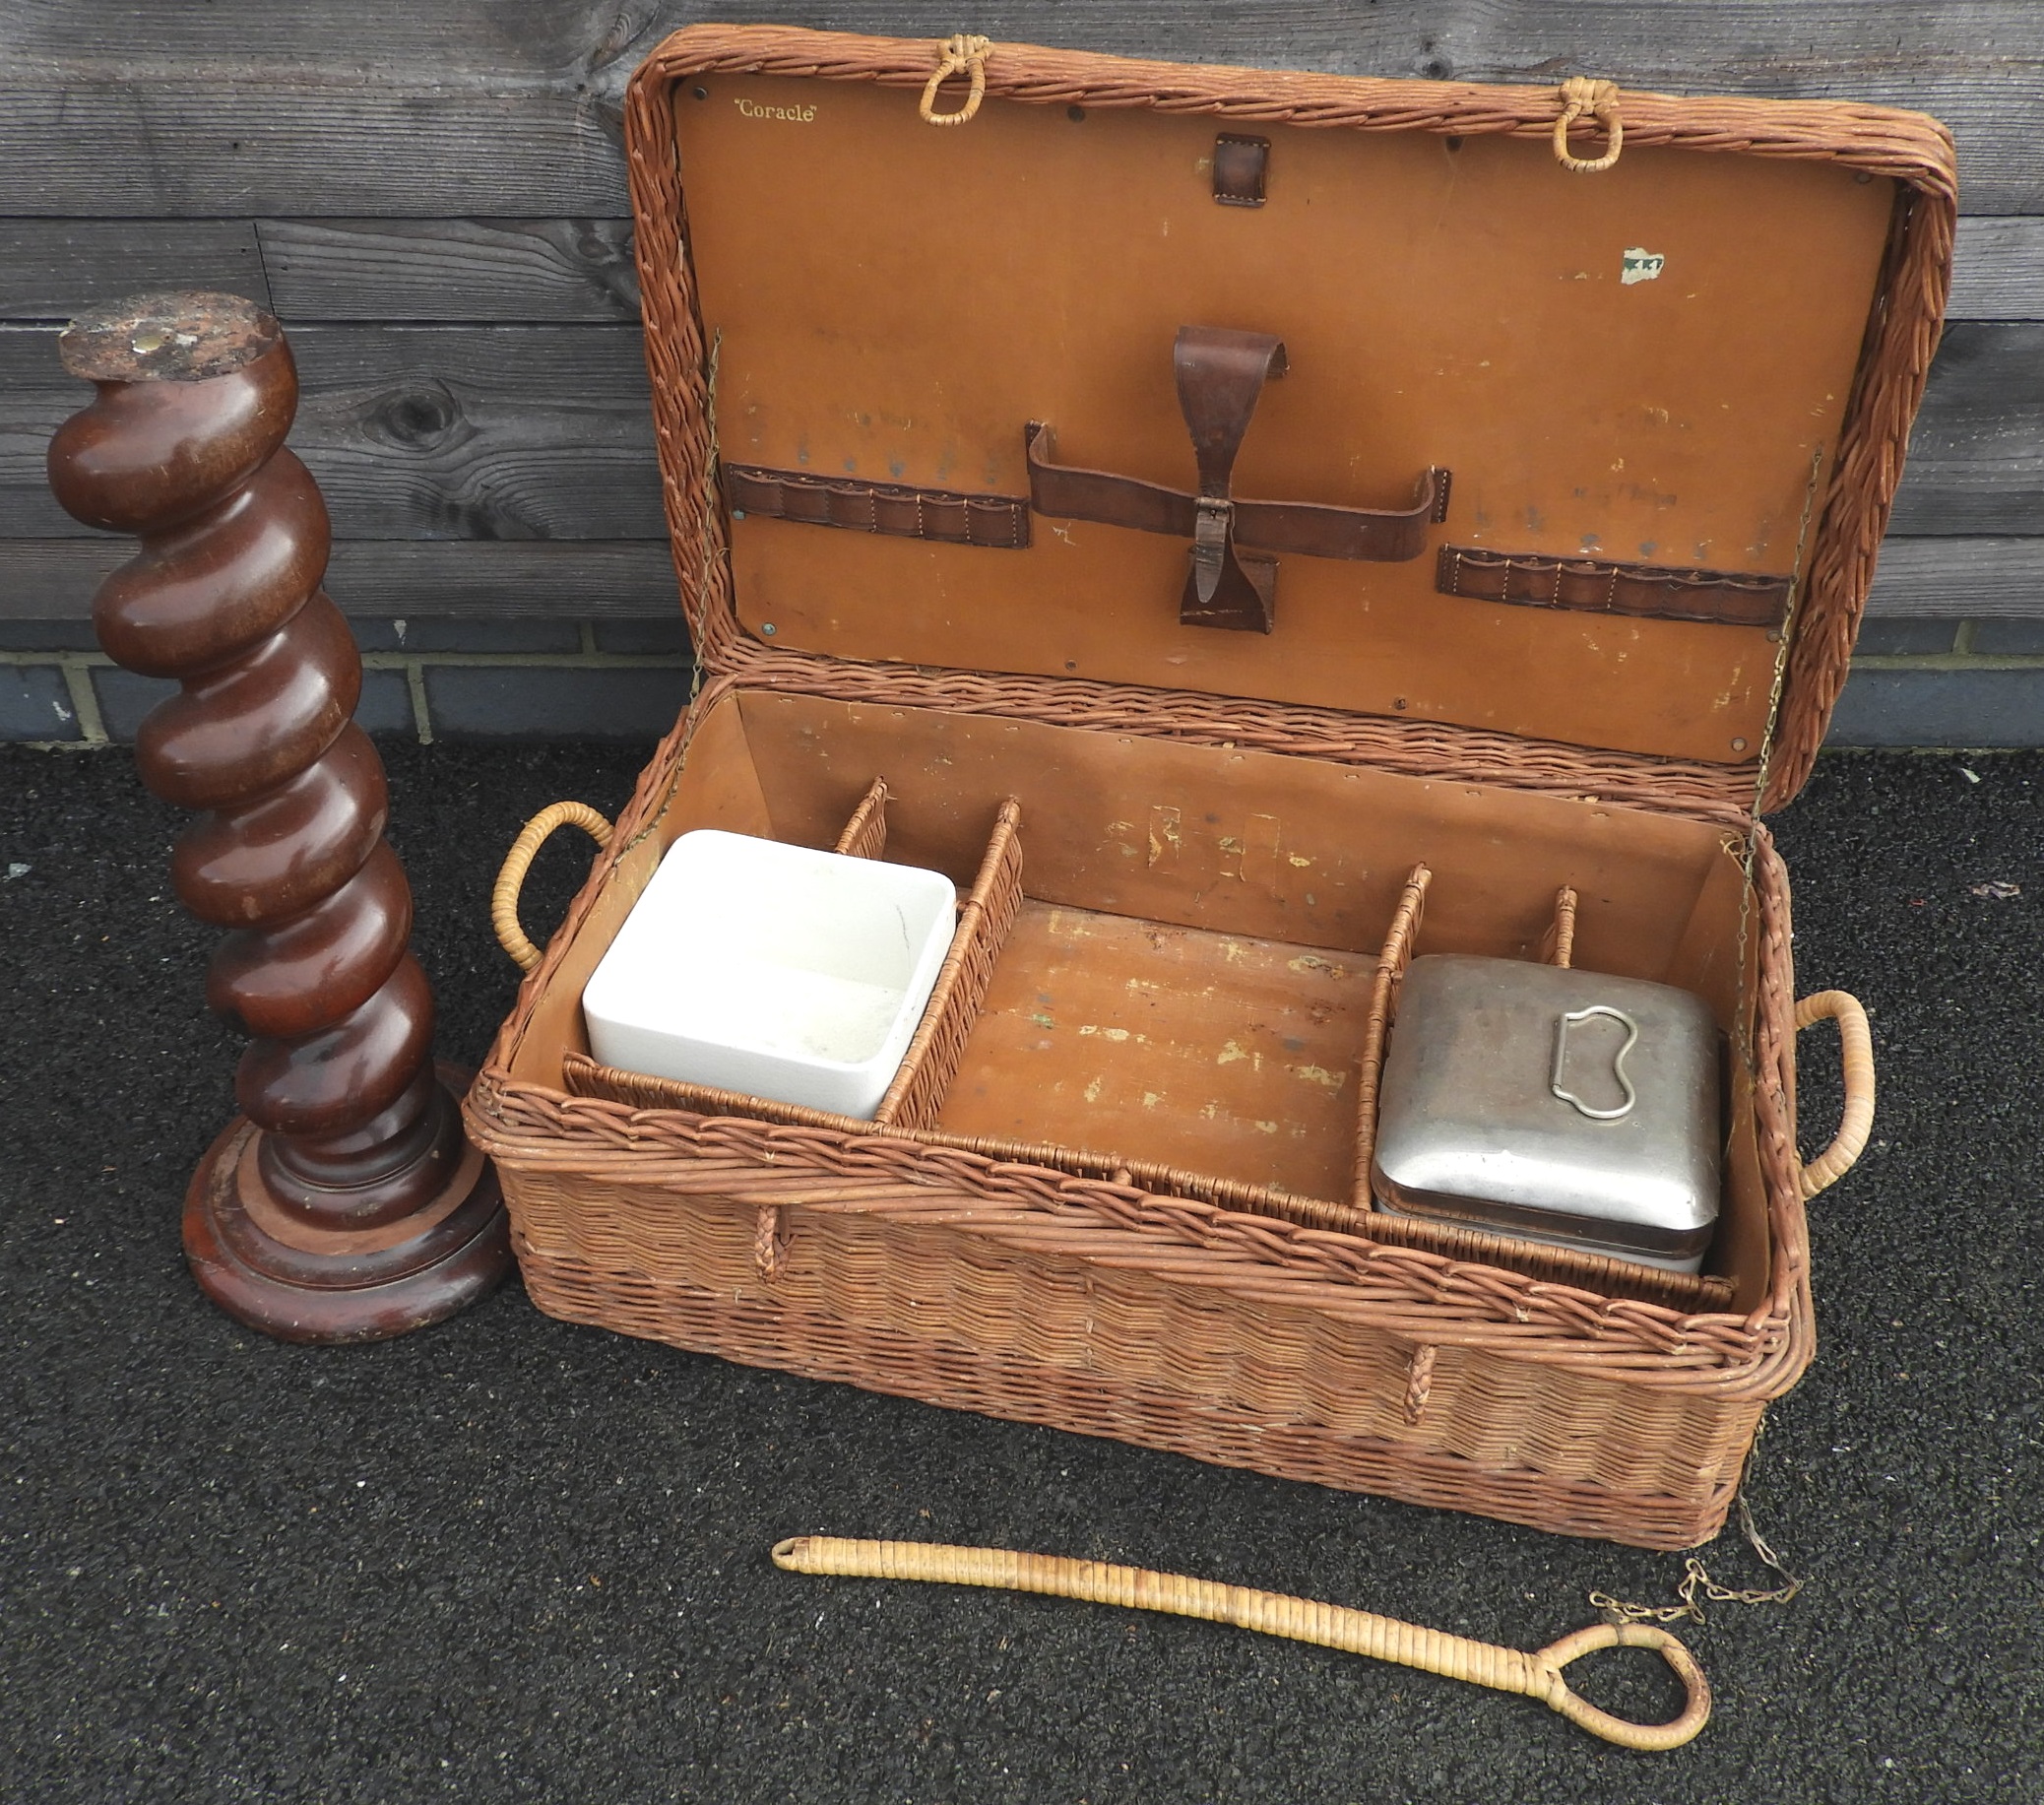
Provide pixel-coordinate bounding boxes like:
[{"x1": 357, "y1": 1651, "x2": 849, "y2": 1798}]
[{"x1": 626, "y1": 28, "x2": 1954, "y2": 806}]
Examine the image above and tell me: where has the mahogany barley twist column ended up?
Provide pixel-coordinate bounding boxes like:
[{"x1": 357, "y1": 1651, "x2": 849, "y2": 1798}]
[{"x1": 48, "y1": 291, "x2": 512, "y2": 1342}]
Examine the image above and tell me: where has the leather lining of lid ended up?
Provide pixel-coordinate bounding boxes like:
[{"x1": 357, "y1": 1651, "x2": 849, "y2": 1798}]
[{"x1": 628, "y1": 28, "x2": 1956, "y2": 804}]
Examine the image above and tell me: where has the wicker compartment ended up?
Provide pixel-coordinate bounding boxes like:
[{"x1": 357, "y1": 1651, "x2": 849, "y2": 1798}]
[
  {"x1": 559, "y1": 776, "x2": 1738, "y2": 1316},
  {"x1": 466, "y1": 26, "x2": 1944, "y2": 1548}
]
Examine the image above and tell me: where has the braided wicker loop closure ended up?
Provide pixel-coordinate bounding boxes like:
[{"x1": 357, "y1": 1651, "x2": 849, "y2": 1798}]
[
  {"x1": 1553, "y1": 886, "x2": 1578, "y2": 967},
  {"x1": 1402, "y1": 1343, "x2": 1437, "y2": 1424},
  {"x1": 1554, "y1": 78, "x2": 1623, "y2": 173},
  {"x1": 1793, "y1": 990, "x2": 1876, "y2": 1199},
  {"x1": 774, "y1": 1536, "x2": 1711, "y2": 1751},
  {"x1": 753, "y1": 1202, "x2": 789, "y2": 1278},
  {"x1": 493, "y1": 803, "x2": 615, "y2": 972},
  {"x1": 920, "y1": 33, "x2": 991, "y2": 124}
]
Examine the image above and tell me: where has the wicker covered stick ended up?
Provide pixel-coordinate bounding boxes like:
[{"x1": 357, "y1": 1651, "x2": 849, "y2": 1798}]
[{"x1": 773, "y1": 1535, "x2": 1710, "y2": 1750}]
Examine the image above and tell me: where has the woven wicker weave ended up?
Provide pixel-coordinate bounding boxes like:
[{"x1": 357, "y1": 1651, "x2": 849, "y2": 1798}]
[{"x1": 464, "y1": 26, "x2": 1948, "y2": 1549}]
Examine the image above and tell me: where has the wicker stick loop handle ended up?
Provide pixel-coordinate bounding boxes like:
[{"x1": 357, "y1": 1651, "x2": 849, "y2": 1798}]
[
  {"x1": 773, "y1": 1535, "x2": 1710, "y2": 1750},
  {"x1": 1792, "y1": 989, "x2": 1877, "y2": 1198},
  {"x1": 920, "y1": 33, "x2": 991, "y2": 125},
  {"x1": 492, "y1": 801, "x2": 615, "y2": 972},
  {"x1": 1530, "y1": 1622, "x2": 1713, "y2": 1752},
  {"x1": 1553, "y1": 77, "x2": 1623, "y2": 173}
]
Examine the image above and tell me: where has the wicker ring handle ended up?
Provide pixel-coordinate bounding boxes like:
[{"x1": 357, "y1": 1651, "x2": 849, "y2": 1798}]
[
  {"x1": 1792, "y1": 989, "x2": 1877, "y2": 1199},
  {"x1": 920, "y1": 33, "x2": 990, "y2": 125},
  {"x1": 1531, "y1": 1622, "x2": 1713, "y2": 1752},
  {"x1": 492, "y1": 801, "x2": 614, "y2": 972},
  {"x1": 1553, "y1": 77, "x2": 1623, "y2": 173}
]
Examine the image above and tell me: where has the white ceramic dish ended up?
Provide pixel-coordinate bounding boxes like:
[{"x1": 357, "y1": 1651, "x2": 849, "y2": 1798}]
[{"x1": 582, "y1": 829, "x2": 958, "y2": 1118}]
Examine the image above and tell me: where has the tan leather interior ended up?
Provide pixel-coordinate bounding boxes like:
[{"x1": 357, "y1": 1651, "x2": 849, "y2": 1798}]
[
  {"x1": 672, "y1": 76, "x2": 1894, "y2": 765},
  {"x1": 508, "y1": 685, "x2": 1769, "y2": 1310}
]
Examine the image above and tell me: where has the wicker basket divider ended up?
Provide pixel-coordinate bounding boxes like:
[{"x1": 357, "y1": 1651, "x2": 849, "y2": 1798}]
[
  {"x1": 832, "y1": 777, "x2": 892, "y2": 860},
  {"x1": 1541, "y1": 886, "x2": 1580, "y2": 970},
  {"x1": 872, "y1": 797, "x2": 1023, "y2": 1128},
  {"x1": 1353, "y1": 864, "x2": 1432, "y2": 1204}
]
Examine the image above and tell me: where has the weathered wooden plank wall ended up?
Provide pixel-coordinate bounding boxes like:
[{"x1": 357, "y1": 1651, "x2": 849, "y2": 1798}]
[{"x1": 3, "y1": 2, "x2": 2039, "y2": 742}]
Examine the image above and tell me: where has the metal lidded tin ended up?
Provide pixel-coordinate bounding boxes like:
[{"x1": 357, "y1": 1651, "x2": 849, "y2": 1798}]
[{"x1": 1372, "y1": 954, "x2": 1721, "y2": 1272}]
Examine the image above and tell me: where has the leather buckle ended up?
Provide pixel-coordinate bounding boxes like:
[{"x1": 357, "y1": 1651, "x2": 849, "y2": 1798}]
[
  {"x1": 1191, "y1": 495, "x2": 1234, "y2": 605},
  {"x1": 1175, "y1": 327, "x2": 1286, "y2": 629}
]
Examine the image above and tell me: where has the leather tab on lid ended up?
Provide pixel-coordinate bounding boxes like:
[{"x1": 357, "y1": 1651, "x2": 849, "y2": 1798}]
[{"x1": 1212, "y1": 135, "x2": 1268, "y2": 206}]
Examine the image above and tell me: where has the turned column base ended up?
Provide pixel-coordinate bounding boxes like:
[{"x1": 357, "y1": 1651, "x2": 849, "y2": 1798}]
[{"x1": 182, "y1": 1063, "x2": 514, "y2": 1344}]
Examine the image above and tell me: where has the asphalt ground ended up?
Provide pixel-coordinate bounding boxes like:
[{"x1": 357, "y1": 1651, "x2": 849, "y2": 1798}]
[{"x1": 2, "y1": 741, "x2": 2037, "y2": 1804}]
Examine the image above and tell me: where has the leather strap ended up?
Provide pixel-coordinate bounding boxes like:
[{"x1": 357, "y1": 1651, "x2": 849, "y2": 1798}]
[
  {"x1": 1437, "y1": 545, "x2": 1791, "y2": 627},
  {"x1": 1176, "y1": 326, "x2": 1287, "y2": 611},
  {"x1": 725, "y1": 464, "x2": 1030, "y2": 548},
  {"x1": 1028, "y1": 325, "x2": 1446, "y2": 630},
  {"x1": 1025, "y1": 425, "x2": 1449, "y2": 563}
]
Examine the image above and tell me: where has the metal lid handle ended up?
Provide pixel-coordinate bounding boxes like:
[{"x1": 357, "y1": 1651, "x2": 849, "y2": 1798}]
[{"x1": 1551, "y1": 1004, "x2": 1638, "y2": 1120}]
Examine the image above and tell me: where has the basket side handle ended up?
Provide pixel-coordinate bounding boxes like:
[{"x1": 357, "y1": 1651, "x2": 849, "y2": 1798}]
[
  {"x1": 1792, "y1": 990, "x2": 1876, "y2": 1199},
  {"x1": 492, "y1": 801, "x2": 614, "y2": 972}
]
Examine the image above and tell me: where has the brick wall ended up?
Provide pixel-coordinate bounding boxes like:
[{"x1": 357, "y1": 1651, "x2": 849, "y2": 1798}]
[
  {"x1": 0, "y1": 616, "x2": 696, "y2": 746},
  {"x1": 10, "y1": 611, "x2": 2041, "y2": 750},
  {"x1": 1830, "y1": 621, "x2": 2044, "y2": 748}
]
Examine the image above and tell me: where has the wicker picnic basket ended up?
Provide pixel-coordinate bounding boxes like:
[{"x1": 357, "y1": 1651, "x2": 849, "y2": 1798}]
[{"x1": 464, "y1": 26, "x2": 1948, "y2": 1549}]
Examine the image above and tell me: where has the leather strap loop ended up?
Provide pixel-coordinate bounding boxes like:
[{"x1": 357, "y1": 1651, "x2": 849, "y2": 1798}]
[
  {"x1": 1025, "y1": 426, "x2": 1448, "y2": 563},
  {"x1": 1235, "y1": 474, "x2": 1449, "y2": 560},
  {"x1": 1174, "y1": 326, "x2": 1287, "y2": 610},
  {"x1": 1437, "y1": 544, "x2": 1790, "y2": 627},
  {"x1": 1024, "y1": 423, "x2": 1196, "y2": 538},
  {"x1": 725, "y1": 463, "x2": 1030, "y2": 548}
]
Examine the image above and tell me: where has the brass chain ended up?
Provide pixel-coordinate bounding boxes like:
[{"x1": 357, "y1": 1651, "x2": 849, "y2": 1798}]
[
  {"x1": 690, "y1": 328, "x2": 725, "y2": 707},
  {"x1": 1591, "y1": 1496, "x2": 1804, "y2": 1626},
  {"x1": 1590, "y1": 1417, "x2": 1804, "y2": 1626},
  {"x1": 1728, "y1": 445, "x2": 1827, "y2": 1084},
  {"x1": 1641, "y1": 460, "x2": 1829, "y2": 1630}
]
